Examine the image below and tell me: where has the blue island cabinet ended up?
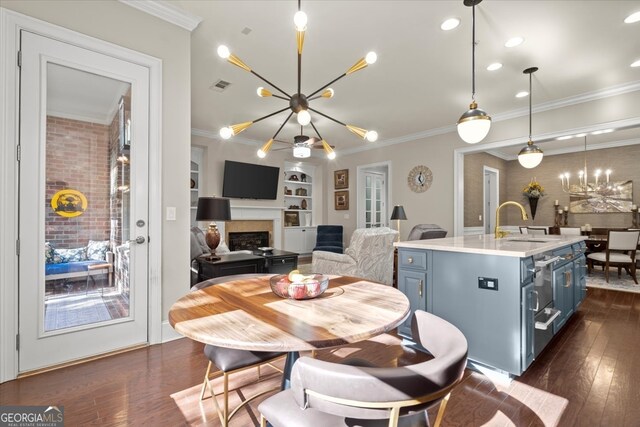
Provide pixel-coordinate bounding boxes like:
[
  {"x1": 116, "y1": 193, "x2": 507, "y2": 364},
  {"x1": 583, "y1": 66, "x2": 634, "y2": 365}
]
[{"x1": 396, "y1": 249, "x2": 431, "y2": 337}]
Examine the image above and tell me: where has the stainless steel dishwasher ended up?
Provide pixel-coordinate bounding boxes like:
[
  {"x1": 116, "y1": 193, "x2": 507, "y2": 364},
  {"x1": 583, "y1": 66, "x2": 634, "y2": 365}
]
[{"x1": 531, "y1": 254, "x2": 561, "y2": 357}]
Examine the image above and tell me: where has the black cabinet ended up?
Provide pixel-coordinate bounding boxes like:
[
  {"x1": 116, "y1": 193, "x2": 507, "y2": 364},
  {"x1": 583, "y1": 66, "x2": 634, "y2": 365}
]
[
  {"x1": 261, "y1": 250, "x2": 299, "y2": 274},
  {"x1": 196, "y1": 253, "x2": 265, "y2": 283}
]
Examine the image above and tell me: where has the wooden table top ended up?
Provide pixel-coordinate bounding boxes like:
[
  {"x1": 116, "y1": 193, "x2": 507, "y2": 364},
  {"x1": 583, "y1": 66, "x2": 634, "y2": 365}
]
[{"x1": 169, "y1": 275, "x2": 410, "y2": 352}]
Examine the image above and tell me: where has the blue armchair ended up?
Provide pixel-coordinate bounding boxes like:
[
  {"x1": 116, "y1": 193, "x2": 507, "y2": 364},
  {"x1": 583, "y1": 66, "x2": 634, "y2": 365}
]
[{"x1": 313, "y1": 225, "x2": 344, "y2": 254}]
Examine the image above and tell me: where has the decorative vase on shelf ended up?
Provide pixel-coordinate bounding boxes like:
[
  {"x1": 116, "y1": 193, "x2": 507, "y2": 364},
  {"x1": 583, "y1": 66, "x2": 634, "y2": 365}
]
[{"x1": 528, "y1": 197, "x2": 538, "y2": 220}]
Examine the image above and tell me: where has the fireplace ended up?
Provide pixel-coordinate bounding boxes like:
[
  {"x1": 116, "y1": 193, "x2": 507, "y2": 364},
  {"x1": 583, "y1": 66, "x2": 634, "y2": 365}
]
[{"x1": 228, "y1": 231, "x2": 270, "y2": 251}]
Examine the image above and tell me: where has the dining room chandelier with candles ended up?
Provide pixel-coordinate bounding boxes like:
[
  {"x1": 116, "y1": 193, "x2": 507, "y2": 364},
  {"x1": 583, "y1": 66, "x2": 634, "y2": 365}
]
[
  {"x1": 216, "y1": 0, "x2": 379, "y2": 159},
  {"x1": 559, "y1": 136, "x2": 614, "y2": 194}
]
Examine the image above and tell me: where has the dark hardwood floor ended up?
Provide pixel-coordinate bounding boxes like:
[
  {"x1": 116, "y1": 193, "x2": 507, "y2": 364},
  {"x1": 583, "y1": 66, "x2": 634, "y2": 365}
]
[{"x1": 1, "y1": 287, "x2": 639, "y2": 426}]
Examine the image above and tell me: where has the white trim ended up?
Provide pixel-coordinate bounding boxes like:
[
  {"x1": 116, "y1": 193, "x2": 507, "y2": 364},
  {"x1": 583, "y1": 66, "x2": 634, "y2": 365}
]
[
  {"x1": 483, "y1": 166, "x2": 500, "y2": 234},
  {"x1": 161, "y1": 320, "x2": 183, "y2": 343},
  {"x1": 356, "y1": 161, "x2": 392, "y2": 230},
  {"x1": 492, "y1": 137, "x2": 640, "y2": 161},
  {"x1": 229, "y1": 206, "x2": 285, "y2": 249},
  {"x1": 118, "y1": 0, "x2": 202, "y2": 32},
  {"x1": 0, "y1": 8, "x2": 163, "y2": 381},
  {"x1": 452, "y1": 116, "x2": 640, "y2": 241}
]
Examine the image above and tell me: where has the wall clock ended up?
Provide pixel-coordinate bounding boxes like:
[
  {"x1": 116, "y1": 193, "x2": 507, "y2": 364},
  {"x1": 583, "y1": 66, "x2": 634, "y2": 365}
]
[{"x1": 407, "y1": 165, "x2": 432, "y2": 193}]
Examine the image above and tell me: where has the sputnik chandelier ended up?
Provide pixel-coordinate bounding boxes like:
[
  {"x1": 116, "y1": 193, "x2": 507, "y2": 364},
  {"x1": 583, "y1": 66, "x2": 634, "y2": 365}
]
[{"x1": 217, "y1": 0, "x2": 378, "y2": 159}]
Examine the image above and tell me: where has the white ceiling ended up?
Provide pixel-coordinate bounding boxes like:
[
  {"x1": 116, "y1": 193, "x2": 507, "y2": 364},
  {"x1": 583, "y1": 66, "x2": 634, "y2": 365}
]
[{"x1": 174, "y1": 0, "x2": 640, "y2": 157}]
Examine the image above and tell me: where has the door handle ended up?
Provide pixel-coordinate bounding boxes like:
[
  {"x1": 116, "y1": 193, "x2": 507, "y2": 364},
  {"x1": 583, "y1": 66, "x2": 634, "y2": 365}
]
[
  {"x1": 531, "y1": 290, "x2": 540, "y2": 311},
  {"x1": 418, "y1": 279, "x2": 423, "y2": 297},
  {"x1": 128, "y1": 236, "x2": 146, "y2": 244},
  {"x1": 407, "y1": 257, "x2": 413, "y2": 264}
]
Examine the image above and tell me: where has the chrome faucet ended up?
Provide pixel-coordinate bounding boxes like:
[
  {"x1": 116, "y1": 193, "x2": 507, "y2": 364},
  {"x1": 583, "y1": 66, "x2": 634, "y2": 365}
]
[{"x1": 495, "y1": 201, "x2": 529, "y2": 238}]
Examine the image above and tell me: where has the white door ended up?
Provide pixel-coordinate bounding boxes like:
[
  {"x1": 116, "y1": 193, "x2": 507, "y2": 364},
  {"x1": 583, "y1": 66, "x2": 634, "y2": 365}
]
[
  {"x1": 483, "y1": 167, "x2": 499, "y2": 234},
  {"x1": 18, "y1": 31, "x2": 149, "y2": 372},
  {"x1": 364, "y1": 172, "x2": 386, "y2": 228}
]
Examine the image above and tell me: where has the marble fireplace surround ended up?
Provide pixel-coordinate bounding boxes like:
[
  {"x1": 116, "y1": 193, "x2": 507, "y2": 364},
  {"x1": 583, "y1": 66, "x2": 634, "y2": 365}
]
[{"x1": 220, "y1": 206, "x2": 285, "y2": 249}]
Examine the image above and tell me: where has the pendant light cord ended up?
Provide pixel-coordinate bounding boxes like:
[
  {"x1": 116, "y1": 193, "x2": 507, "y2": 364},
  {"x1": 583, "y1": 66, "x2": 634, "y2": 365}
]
[
  {"x1": 528, "y1": 72, "x2": 532, "y2": 141},
  {"x1": 471, "y1": 1, "x2": 476, "y2": 101}
]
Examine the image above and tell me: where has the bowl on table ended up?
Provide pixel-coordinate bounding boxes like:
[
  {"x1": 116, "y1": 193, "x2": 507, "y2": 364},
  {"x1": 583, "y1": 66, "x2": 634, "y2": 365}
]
[{"x1": 269, "y1": 273, "x2": 329, "y2": 300}]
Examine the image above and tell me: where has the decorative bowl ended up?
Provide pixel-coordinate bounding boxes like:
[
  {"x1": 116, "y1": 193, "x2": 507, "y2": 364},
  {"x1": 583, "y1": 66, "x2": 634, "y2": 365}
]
[{"x1": 269, "y1": 273, "x2": 329, "y2": 300}]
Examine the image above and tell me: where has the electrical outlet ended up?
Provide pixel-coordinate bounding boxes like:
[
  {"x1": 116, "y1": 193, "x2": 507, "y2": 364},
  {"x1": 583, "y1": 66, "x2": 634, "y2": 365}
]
[
  {"x1": 478, "y1": 277, "x2": 498, "y2": 291},
  {"x1": 479, "y1": 214, "x2": 482, "y2": 221}
]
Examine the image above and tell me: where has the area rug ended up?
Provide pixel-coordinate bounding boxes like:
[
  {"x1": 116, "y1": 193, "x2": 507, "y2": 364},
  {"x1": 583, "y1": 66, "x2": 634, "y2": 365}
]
[
  {"x1": 44, "y1": 294, "x2": 112, "y2": 331},
  {"x1": 586, "y1": 267, "x2": 640, "y2": 294}
]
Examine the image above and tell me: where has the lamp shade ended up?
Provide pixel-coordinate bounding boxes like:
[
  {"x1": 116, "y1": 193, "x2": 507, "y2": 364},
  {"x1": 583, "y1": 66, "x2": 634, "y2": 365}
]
[
  {"x1": 195, "y1": 197, "x2": 231, "y2": 221},
  {"x1": 518, "y1": 143, "x2": 544, "y2": 168},
  {"x1": 390, "y1": 205, "x2": 407, "y2": 220}
]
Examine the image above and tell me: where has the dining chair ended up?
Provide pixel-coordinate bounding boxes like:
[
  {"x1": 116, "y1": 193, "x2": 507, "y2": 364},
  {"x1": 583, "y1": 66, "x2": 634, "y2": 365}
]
[
  {"x1": 559, "y1": 227, "x2": 581, "y2": 235},
  {"x1": 519, "y1": 226, "x2": 528, "y2": 234},
  {"x1": 191, "y1": 274, "x2": 286, "y2": 427},
  {"x1": 258, "y1": 310, "x2": 468, "y2": 427},
  {"x1": 587, "y1": 230, "x2": 639, "y2": 284},
  {"x1": 527, "y1": 227, "x2": 547, "y2": 235},
  {"x1": 628, "y1": 229, "x2": 640, "y2": 268}
]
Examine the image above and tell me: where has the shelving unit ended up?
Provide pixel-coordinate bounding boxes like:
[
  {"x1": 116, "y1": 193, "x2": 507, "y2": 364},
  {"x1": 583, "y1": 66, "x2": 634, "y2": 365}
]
[
  {"x1": 283, "y1": 163, "x2": 316, "y2": 254},
  {"x1": 190, "y1": 147, "x2": 203, "y2": 227}
]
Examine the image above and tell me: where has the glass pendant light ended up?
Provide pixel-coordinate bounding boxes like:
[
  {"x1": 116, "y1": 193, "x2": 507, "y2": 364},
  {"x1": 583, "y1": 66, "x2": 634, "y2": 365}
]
[
  {"x1": 518, "y1": 67, "x2": 544, "y2": 168},
  {"x1": 457, "y1": 0, "x2": 491, "y2": 144}
]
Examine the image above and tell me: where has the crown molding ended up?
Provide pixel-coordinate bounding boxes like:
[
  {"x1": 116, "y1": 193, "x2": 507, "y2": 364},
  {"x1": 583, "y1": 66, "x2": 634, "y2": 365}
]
[
  {"x1": 493, "y1": 137, "x2": 640, "y2": 161},
  {"x1": 118, "y1": 0, "x2": 202, "y2": 32}
]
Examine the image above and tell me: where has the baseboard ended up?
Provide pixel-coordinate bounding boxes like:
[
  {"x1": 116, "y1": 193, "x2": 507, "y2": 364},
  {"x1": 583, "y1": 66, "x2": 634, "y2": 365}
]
[{"x1": 161, "y1": 320, "x2": 183, "y2": 343}]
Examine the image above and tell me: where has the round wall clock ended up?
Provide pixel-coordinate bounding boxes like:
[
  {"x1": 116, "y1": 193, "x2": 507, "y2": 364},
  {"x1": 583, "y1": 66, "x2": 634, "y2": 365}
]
[{"x1": 407, "y1": 165, "x2": 433, "y2": 193}]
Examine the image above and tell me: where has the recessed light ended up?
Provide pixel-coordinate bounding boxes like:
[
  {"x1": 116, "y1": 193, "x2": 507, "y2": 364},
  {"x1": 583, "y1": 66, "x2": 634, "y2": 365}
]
[
  {"x1": 441, "y1": 18, "x2": 460, "y2": 31},
  {"x1": 516, "y1": 91, "x2": 529, "y2": 98},
  {"x1": 505, "y1": 37, "x2": 524, "y2": 48},
  {"x1": 487, "y1": 63, "x2": 503, "y2": 71},
  {"x1": 631, "y1": 59, "x2": 640, "y2": 67},
  {"x1": 574, "y1": 133, "x2": 587, "y2": 137},
  {"x1": 624, "y1": 11, "x2": 640, "y2": 24},
  {"x1": 557, "y1": 135, "x2": 573, "y2": 140}
]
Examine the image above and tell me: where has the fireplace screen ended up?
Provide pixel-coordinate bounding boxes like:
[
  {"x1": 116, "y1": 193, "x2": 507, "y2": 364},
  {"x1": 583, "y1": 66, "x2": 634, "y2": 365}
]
[{"x1": 228, "y1": 231, "x2": 269, "y2": 251}]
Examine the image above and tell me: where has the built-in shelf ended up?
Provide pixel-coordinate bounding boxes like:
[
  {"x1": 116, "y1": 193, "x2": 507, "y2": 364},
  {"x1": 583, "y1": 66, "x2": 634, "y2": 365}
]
[{"x1": 284, "y1": 180, "x2": 311, "y2": 185}]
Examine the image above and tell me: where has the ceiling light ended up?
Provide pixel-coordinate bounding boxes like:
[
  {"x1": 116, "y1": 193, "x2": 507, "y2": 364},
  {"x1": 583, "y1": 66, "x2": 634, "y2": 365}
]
[
  {"x1": 216, "y1": 1, "x2": 377, "y2": 159},
  {"x1": 624, "y1": 11, "x2": 640, "y2": 24},
  {"x1": 518, "y1": 67, "x2": 543, "y2": 169},
  {"x1": 516, "y1": 91, "x2": 529, "y2": 98},
  {"x1": 441, "y1": 18, "x2": 460, "y2": 31},
  {"x1": 293, "y1": 142, "x2": 311, "y2": 158},
  {"x1": 505, "y1": 37, "x2": 524, "y2": 48},
  {"x1": 557, "y1": 135, "x2": 573, "y2": 140},
  {"x1": 631, "y1": 59, "x2": 640, "y2": 67},
  {"x1": 487, "y1": 62, "x2": 502, "y2": 71},
  {"x1": 457, "y1": 0, "x2": 491, "y2": 144}
]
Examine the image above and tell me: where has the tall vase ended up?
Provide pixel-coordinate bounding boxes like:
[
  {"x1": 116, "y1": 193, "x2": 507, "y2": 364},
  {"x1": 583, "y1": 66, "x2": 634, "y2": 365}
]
[{"x1": 528, "y1": 197, "x2": 538, "y2": 220}]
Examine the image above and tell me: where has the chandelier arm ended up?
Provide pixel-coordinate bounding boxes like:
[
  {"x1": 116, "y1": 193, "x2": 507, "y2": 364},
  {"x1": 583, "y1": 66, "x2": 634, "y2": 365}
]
[
  {"x1": 308, "y1": 73, "x2": 347, "y2": 98},
  {"x1": 309, "y1": 121, "x2": 323, "y2": 140},
  {"x1": 272, "y1": 112, "x2": 294, "y2": 139},
  {"x1": 271, "y1": 94, "x2": 289, "y2": 100},
  {"x1": 253, "y1": 106, "x2": 292, "y2": 124},
  {"x1": 308, "y1": 107, "x2": 346, "y2": 127},
  {"x1": 250, "y1": 70, "x2": 291, "y2": 98}
]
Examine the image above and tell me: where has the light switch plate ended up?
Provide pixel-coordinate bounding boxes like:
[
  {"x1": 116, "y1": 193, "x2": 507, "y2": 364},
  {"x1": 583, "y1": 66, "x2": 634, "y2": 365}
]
[{"x1": 166, "y1": 207, "x2": 176, "y2": 221}]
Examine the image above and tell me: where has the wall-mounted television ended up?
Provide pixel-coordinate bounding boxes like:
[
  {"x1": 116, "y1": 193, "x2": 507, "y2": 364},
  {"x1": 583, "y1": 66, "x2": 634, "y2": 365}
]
[{"x1": 222, "y1": 160, "x2": 280, "y2": 200}]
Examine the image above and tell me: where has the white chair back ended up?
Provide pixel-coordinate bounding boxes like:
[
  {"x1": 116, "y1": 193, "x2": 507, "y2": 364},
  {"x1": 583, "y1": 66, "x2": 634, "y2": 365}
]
[
  {"x1": 560, "y1": 227, "x2": 581, "y2": 235},
  {"x1": 527, "y1": 227, "x2": 547, "y2": 235},
  {"x1": 608, "y1": 230, "x2": 640, "y2": 251},
  {"x1": 519, "y1": 226, "x2": 528, "y2": 234}
]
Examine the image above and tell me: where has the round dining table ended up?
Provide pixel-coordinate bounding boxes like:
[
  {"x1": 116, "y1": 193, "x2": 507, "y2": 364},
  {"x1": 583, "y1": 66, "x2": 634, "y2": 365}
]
[{"x1": 169, "y1": 274, "x2": 410, "y2": 389}]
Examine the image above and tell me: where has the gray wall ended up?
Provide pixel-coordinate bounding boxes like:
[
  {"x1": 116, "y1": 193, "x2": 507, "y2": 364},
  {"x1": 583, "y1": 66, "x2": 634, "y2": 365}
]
[{"x1": 464, "y1": 152, "x2": 508, "y2": 227}]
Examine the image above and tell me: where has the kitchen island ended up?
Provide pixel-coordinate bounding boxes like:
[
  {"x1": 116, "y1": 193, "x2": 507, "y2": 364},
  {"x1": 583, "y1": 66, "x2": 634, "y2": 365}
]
[{"x1": 395, "y1": 234, "x2": 587, "y2": 376}]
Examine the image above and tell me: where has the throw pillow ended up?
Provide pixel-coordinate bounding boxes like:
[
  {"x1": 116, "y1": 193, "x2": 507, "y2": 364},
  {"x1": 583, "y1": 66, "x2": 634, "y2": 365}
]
[
  {"x1": 190, "y1": 227, "x2": 210, "y2": 258},
  {"x1": 55, "y1": 247, "x2": 87, "y2": 263},
  {"x1": 45, "y1": 242, "x2": 62, "y2": 264},
  {"x1": 87, "y1": 240, "x2": 110, "y2": 261}
]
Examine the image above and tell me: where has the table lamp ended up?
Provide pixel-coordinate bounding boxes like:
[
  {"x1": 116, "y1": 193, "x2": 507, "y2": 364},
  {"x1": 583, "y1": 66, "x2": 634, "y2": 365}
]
[
  {"x1": 196, "y1": 196, "x2": 231, "y2": 259},
  {"x1": 390, "y1": 205, "x2": 407, "y2": 242}
]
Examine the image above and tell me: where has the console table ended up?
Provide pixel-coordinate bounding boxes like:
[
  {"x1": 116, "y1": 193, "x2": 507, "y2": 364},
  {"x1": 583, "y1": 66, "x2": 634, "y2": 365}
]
[{"x1": 195, "y1": 250, "x2": 299, "y2": 284}]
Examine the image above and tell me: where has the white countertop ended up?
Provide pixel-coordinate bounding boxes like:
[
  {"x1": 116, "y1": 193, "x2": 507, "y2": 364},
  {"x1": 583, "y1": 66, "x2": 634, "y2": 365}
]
[{"x1": 395, "y1": 234, "x2": 586, "y2": 257}]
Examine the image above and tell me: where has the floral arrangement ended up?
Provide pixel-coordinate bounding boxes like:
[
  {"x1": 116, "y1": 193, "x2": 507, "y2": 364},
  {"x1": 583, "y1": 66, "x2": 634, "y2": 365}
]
[{"x1": 522, "y1": 179, "x2": 545, "y2": 199}]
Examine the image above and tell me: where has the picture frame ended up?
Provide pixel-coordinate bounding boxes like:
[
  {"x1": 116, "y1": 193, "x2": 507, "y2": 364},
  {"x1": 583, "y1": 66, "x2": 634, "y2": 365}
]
[
  {"x1": 335, "y1": 191, "x2": 349, "y2": 210},
  {"x1": 284, "y1": 211, "x2": 300, "y2": 227},
  {"x1": 334, "y1": 169, "x2": 349, "y2": 189}
]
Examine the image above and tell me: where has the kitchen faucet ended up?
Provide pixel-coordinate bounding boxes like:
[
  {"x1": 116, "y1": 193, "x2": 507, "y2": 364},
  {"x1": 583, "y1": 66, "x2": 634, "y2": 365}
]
[{"x1": 495, "y1": 201, "x2": 529, "y2": 238}]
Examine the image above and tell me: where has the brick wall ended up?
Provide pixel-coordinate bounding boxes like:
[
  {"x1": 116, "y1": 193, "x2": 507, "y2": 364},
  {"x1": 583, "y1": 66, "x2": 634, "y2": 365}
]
[{"x1": 45, "y1": 116, "x2": 111, "y2": 248}]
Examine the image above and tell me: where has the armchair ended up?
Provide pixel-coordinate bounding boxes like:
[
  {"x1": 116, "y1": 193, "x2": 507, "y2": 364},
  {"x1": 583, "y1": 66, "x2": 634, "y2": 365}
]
[
  {"x1": 312, "y1": 227, "x2": 398, "y2": 285},
  {"x1": 313, "y1": 225, "x2": 344, "y2": 254}
]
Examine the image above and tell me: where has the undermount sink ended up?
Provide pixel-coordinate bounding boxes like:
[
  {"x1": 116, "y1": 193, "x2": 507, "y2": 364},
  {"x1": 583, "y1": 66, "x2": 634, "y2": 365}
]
[{"x1": 505, "y1": 237, "x2": 559, "y2": 243}]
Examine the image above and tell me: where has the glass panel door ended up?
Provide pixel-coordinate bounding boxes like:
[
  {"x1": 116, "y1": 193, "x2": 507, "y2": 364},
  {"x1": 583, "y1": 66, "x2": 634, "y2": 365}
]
[{"x1": 364, "y1": 172, "x2": 385, "y2": 228}]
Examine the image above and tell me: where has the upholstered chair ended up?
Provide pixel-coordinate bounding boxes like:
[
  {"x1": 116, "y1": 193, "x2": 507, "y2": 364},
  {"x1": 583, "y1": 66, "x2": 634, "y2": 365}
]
[
  {"x1": 559, "y1": 227, "x2": 581, "y2": 235},
  {"x1": 313, "y1": 225, "x2": 344, "y2": 254},
  {"x1": 258, "y1": 310, "x2": 468, "y2": 427},
  {"x1": 191, "y1": 274, "x2": 285, "y2": 427},
  {"x1": 587, "y1": 230, "x2": 639, "y2": 284},
  {"x1": 527, "y1": 227, "x2": 547, "y2": 235},
  {"x1": 312, "y1": 227, "x2": 398, "y2": 285}
]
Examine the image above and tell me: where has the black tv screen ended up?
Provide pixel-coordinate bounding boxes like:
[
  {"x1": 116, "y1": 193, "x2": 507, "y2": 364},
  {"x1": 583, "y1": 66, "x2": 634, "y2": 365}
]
[{"x1": 222, "y1": 160, "x2": 280, "y2": 200}]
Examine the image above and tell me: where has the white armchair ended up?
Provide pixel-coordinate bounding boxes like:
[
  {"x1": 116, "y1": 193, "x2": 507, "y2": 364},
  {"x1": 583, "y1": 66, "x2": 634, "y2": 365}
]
[{"x1": 312, "y1": 227, "x2": 398, "y2": 285}]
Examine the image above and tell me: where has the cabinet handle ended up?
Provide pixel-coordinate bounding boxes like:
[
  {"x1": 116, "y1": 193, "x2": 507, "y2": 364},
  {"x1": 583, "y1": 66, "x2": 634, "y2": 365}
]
[
  {"x1": 407, "y1": 257, "x2": 413, "y2": 264},
  {"x1": 418, "y1": 279, "x2": 423, "y2": 297},
  {"x1": 281, "y1": 259, "x2": 286, "y2": 263},
  {"x1": 531, "y1": 290, "x2": 540, "y2": 311},
  {"x1": 564, "y1": 270, "x2": 572, "y2": 287}
]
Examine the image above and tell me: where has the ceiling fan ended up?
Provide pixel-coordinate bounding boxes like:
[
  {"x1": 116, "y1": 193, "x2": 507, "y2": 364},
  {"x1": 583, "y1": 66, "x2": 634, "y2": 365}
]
[{"x1": 271, "y1": 126, "x2": 336, "y2": 158}]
